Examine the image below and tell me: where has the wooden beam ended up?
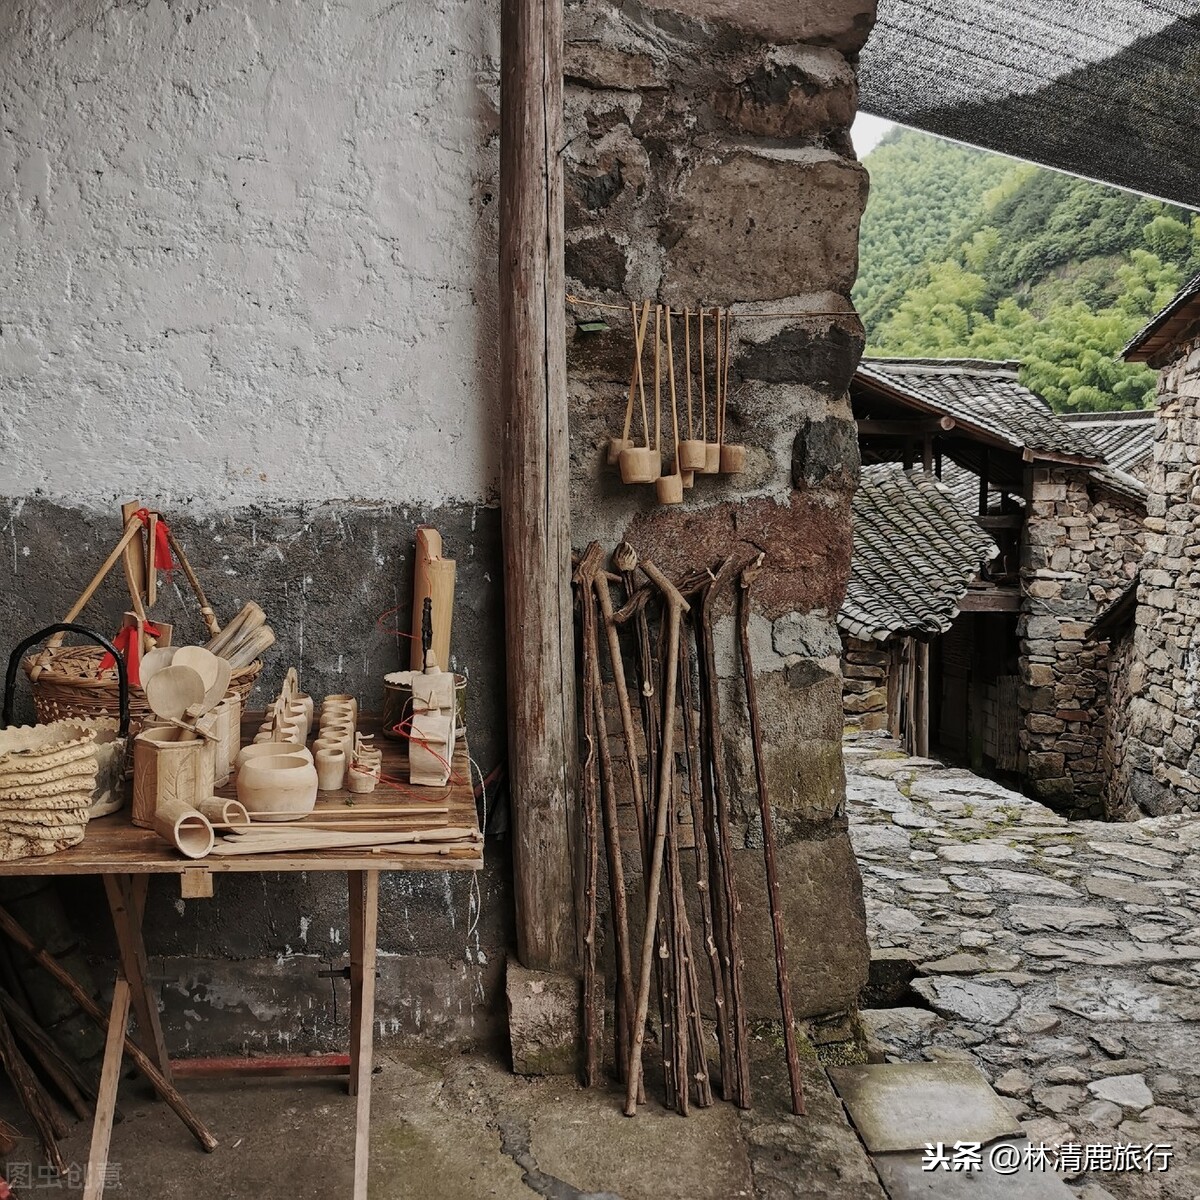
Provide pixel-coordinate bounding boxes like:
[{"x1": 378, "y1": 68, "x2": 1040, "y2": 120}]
[
  {"x1": 957, "y1": 589, "x2": 1022, "y2": 613},
  {"x1": 914, "y1": 640, "x2": 930, "y2": 758},
  {"x1": 975, "y1": 514, "x2": 1023, "y2": 530},
  {"x1": 499, "y1": 0, "x2": 577, "y2": 971},
  {"x1": 856, "y1": 417, "x2": 955, "y2": 436}
]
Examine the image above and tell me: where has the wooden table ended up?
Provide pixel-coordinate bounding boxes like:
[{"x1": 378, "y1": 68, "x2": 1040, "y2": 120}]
[{"x1": 0, "y1": 725, "x2": 482, "y2": 1199}]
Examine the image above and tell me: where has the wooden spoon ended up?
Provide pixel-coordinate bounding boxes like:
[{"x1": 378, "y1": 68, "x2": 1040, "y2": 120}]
[
  {"x1": 139, "y1": 646, "x2": 177, "y2": 687},
  {"x1": 145, "y1": 665, "x2": 206, "y2": 722}
]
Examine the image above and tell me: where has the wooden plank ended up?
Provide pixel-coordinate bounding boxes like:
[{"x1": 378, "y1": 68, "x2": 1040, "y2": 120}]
[
  {"x1": 103, "y1": 875, "x2": 173, "y2": 1084},
  {"x1": 348, "y1": 873, "x2": 365, "y2": 1099},
  {"x1": 171, "y1": 1053, "x2": 350, "y2": 1079},
  {"x1": 180, "y1": 869, "x2": 214, "y2": 899},
  {"x1": 915, "y1": 641, "x2": 931, "y2": 759},
  {"x1": 351, "y1": 871, "x2": 380, "y2": 1200},
  {"x1": 957, "y1": 589, "x2": 1022, "y2": 613},
  {"x1": 83, "y1": 978, "x2": 132, "y2": 1200},
  {"x1": 499, "y1": 0, "x2": 576, "y2": 971},
  {"x1": 120, "y1": 500, "x2": 148, "y2": 608}
]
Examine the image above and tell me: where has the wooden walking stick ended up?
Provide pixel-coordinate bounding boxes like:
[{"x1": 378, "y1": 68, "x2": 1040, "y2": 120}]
[
  {"x1": 695, "y1": 557, "x2": 751, "y2": 1107},
  {"x1": 624, "y1": 559, "x2": 689, "y2": 1116},
  {"x1": 576, "y1": 545, "x2": 637, "y2": 1084},
  {"x1": 572, "y1": 544, "x2": 604, "y2": 1087},
  {"x1": 737, "y1": 560, "x2": 805, "y2": 1116}
]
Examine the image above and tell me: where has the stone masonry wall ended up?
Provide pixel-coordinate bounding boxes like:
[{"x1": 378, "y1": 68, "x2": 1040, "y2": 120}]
[
  {"x1": 564, "y1": 0, "x2": 874, "y2": 1036},
  {"x1": 1018, "y1": 468, "x2": 1144, "y2": 817},
  {"x1": 842, "y1": 635, "x2": 890, "y2": 732},
  {"x1": 1113, "y1": 329, "x2": 1200, "y2": 815}
]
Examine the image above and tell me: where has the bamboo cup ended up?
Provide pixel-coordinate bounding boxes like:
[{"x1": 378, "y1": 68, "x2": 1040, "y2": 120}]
[
  {"x1": 655, "y1": 306, "x2": 685, "y2": 506},
  {"x1": 316, "y1": 746, "x2": 347, "y2": 791},
  {"x1": 154, "y1": 797, "x2": 215, "y2": 860},
  {"x1": 717, "y1": 306, "x2": 744, "y2": 473},
  {"x1": 618, "y1": 301, "x2": 660, "y2": 484},
  {"x1": 678, "y1": 310, "x2": 707, "y2": 470},
  {"x1": 698, "y1": 307, "x2": 720, "y2": 473},
  {"x1": 609, "y1": 300, "x2": 651, "y2": 467}
]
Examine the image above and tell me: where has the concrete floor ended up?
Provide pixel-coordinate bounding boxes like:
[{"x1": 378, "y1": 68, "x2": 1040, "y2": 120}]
[{"x1": 0, "y1": 1034, "x2": 883, "y2": 1198}]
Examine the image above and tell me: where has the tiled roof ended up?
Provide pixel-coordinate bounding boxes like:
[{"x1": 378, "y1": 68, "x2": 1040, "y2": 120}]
[
  {"x1": 1088, "y1": 575, "x2": 1139, "y2": 643},
  {"x1": 1123, "y1": 272, "x2": 1200, "y2": 363},
  {"x1": 858, "y1": 358, "x2": 1105, "y2": 463},
  {"x1": 1060, "y1": 410, "x2": 1155, "y2": 480},
  {"x1": 840, "y1": 466, "x2": 1000, "y2": 642}
]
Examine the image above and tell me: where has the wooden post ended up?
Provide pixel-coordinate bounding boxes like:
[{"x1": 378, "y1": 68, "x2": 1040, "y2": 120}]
[
  {"x1": 499, "y1": 0, "x2": 576, "y2": 971},
  {"x1": 915, "y1": 640, "x2": 931, "y2": 758}
]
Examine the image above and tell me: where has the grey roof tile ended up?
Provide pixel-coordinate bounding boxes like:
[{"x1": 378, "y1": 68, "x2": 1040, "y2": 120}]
[
  {"x1": 1060, "y1": 410, "x2": 1155, "y2": 479},
  {"x1": 859, "y1": 358, "x2": 1105, "y2": 462},
  {"x1": 840, "y1": 465, "x2": 1000, "y2": 642}
]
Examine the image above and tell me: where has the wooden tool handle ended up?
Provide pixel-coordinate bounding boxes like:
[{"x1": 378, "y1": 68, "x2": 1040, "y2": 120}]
[{"x1": 163, "y1": 526, "x2": 222, "y2": 637}]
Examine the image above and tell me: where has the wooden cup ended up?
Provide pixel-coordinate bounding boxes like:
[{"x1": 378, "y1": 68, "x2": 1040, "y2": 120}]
[
  {"x1": 656, "y1": 473, "x2": 684, "y2": 505},
  {"x1": 315, "y1": 747, "x2": 347, "y2": 791},
  {"x1": 701, "y1": 444, "x2": 721, "y2": 474},
  {"x1": 606, "y1": 437, "x2": 634, "y2": 467},
  {"x1": 678, "y1": 439, "x2": 707, "y2": 471},
  {"x1": 619, "y1": 446, "x2": 662, "y2": 484},
  {"x1": 681, "y1": 469, "x2": 695, "y2": 489},
  {"x1": 719, "y1": 444, "x2": 747, "y2": 473}
]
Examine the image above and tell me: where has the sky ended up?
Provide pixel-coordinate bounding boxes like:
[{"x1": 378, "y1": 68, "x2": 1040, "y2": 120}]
[{"x1": 852, "y1": 113, "x2": 896, "y2": 158}]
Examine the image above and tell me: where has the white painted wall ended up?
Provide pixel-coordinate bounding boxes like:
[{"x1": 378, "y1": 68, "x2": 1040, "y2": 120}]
[{"x1": 0, "y1": 0, "x2": 500, "y2": 507}]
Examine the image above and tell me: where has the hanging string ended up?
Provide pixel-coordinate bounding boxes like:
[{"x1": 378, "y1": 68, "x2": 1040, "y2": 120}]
[{"x1": 567, "y1": 294, "x2": 858, "y2": 319}]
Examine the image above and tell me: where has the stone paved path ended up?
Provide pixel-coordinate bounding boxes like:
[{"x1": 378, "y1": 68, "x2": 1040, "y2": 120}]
[{"x1": 845, "y1": 731, "x2": 1200, "y2": 1200}]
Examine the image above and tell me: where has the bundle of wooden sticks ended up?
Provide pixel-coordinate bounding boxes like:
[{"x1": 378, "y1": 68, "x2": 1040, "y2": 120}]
[{"x1": 572, "y1": 541, "x2": 804, "y2": 1118}]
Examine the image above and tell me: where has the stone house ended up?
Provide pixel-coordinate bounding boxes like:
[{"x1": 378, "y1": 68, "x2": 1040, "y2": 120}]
[
  {"x1": 846, "y1": 359, "x2": 1146, "y2": 815},
  {"x1": 839, "y1": 466, "x2": 998, "y2": 752},
  {"x1": 0, "y1": 1, "x2": 876, "y2": 1056},
  {"x1": 1096, "y1": 273, "x2": 1200, "y2": 817}
]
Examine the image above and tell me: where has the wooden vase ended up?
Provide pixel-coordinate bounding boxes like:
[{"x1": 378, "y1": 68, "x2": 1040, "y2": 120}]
[
  {"x1": 132, "y1": 731, "x2": 214, "y2": 830},
  {"x1": 618, "y1": 446, "x2": 661, "y2": 484}
]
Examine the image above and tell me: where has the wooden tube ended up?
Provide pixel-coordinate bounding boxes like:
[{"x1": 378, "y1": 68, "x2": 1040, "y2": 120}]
[
  {"x1": 196, "y1": 797, "x2": 250, "y2": 828},
  {"x1": 154, "y1": 798, "x2": 215, "y2": 859},
  {"x1": 410, "y1": 527, "x2": 457, "y2": 672}
]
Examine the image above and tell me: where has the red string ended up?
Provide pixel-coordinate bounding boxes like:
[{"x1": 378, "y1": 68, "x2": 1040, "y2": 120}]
[
  {"x1": 98, "y1": 621, "x2": 160, "y2": 688},
  {"x1": 134, "y1": 508, "x2": 175, "y2": 575},
  {"x1": 389, "y1": 717, "x2": 467, "y2": 785},
  {"x1": 375, "y1": 605, "x2": 418, "y2": 639}
]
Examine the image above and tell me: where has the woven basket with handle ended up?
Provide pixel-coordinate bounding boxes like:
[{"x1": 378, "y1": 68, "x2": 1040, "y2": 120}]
[{"x1": 22, "y1": 510, "x2": 262, "y2": 739}]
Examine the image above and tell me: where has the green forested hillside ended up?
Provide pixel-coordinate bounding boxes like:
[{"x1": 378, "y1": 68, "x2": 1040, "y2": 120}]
[{"x1": 855, "y1": 129, "x2": 1200, "y2": 411}]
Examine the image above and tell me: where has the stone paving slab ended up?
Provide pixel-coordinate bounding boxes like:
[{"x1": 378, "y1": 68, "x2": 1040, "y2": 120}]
[
  {"x1": 846, "y1": 730, "x2": 1200, "y2": 1200},
  {"x1": 872, "y1": 1142, "x2": 1079, "y2": 1199},
  {"x1": 830, "y1": 1061, "x2": 1021, "y2": 1152}
]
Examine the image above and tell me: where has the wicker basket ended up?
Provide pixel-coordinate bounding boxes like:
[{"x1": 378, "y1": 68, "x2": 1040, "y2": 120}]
[{"x1": 24, "y1": 646, "x2": 261, "y2": 740}]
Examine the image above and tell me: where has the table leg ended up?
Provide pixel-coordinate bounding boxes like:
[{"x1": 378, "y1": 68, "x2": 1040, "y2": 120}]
[
  {"x1": 103, "y1": 874, "x2": 173, "y2": 1084},
  {"x1": 348, "y1": 870, "x2": 379, "y2": 1200},
  {"x1": 83, "y1": 978, "x2": 132, "y2": 1200}
]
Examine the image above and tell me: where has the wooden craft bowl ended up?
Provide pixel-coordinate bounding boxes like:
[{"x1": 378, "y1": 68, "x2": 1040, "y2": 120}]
[
  {"x1": 618, "y1": 446, "x2": 661, "y2": 484},
  {"x1": 656, "y1": 473, "x2": 684, "y2": 506},
  {"x1": 606, "y1": 437, "x2": 634, "y2": 467},
  {"x1": 719, "y1": 444, "x2": 747, "y2": 473},
  {"x1": 235, "y1": 742, "x2": 313, "y2": 772},
  {"x1": 236, "y1": 754, "x2": 318, "y2": 822},
  {"x1": 701, "y1": 444, "x2": 721, "y2": 474},
  {"x1": 678, "y1": 439, "x2": 707, "y2": 471}
]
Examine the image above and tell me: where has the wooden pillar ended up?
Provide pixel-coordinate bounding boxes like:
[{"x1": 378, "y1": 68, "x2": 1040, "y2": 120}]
[
  {"x1": 499, "y1": 0, "x2": 577, "y2": 971},
  {"x1": 978, "y1": 449, "x2": 989, "y2": 516},
  {"x1": 915, "y1": 640, "x2": 931, "y2": 758},
  {"x1": 921, "y1": 434, "x2": 933, "y2": 474}
]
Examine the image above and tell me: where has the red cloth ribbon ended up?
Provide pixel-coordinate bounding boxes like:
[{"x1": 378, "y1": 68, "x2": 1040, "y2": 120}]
[
  {"x1": 134, "y1": 507, "x2": 176, "y2": 575},
  {"x1": 98, "y1": 622, "x2": 160, "y2": 688}
]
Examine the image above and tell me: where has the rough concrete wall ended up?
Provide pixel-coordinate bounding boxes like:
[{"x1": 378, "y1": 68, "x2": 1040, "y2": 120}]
[
  {"x1": 1120, "y1": 331, "x2": 1200, "y2": 815},
  {"x1": 1017, "y1": 468, "x2": 1143, "y2": 817},
  {"x1": 0, "y1": 0, "x2": 501, "y2": 507},
  {"x1": 841, "y1": 634, "x2": 889, "y2": 731},
  {"x1": 563, "y1": 0, "x2": 874, "y2": 1035},
  {"x1": 0, "y1": 1, "x2": 514, "y2": 1050}
]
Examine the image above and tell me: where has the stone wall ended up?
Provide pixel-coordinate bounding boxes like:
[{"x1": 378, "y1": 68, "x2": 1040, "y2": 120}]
[
  {"x1": 841, "y1": 635, "x2": 890, "y2": 732},
  {"x1": 1018, "y1": 468, "x2": 1144, "y2": 817},
  {"x1": 1110, "y1": 330, "x2": 1200, "y2": 815},
  {"x1": 563, "y1": 0, "x2": 873, "y2": 1033}
]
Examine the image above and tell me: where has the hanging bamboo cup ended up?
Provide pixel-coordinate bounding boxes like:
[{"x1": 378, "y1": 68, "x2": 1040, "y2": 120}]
[
  {"x1": 618, "y1": 301, "x2": 661, "y2": 484},
  {"x1": 701, "y1": 307, "x2": 721, "y2": 473},
  {"x1": 678, "y1": 308, "x2": 706, "y2": 474},
  {"x1": 718, "y1": 306, "x2": 746, "y2": 473},
  {"x1": 608, "y1": 301, "x2": 643, "y2": 466},
  {"x1": 656, "y1": 306, "x2": 685, "y2": 505}
]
